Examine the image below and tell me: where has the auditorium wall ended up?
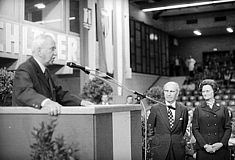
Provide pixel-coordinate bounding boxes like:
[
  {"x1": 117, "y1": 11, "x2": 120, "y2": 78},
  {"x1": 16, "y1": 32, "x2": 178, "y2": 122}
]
[
  {"x1": 173, "y1": 34, "x2": 235, "y2": 64},
  {"x1": 1, "y1": 0, "x2": 150, "y2": 103}
]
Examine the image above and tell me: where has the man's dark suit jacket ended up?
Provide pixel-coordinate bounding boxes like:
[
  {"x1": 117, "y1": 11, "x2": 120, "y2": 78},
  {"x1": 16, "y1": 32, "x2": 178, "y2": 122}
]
[
  {"x1": 12, "y1": 57, "x2": 81, "y2": 108},
  {"x1": 147, "y1": 102, "x2": 188, "y2": 160}
]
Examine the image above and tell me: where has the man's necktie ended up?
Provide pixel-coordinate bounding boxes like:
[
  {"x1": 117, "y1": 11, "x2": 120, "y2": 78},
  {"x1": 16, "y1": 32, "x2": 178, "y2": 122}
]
[
  {"x1": 44, "y1": 68, "x2": 50, "y2": 83},
  {"x1": 44, "y1": 68, "x2": 52, "y2": 88},
  {"x1": 167, "y1": 105, "x2": 174, "y2": 128},
  {"x1": 44, "y1": 68, "x2": 55, "y2": 101}
]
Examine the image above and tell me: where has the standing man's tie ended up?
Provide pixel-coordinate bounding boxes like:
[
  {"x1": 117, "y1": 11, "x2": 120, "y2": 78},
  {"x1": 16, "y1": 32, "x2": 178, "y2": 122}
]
[{"x1": 167, "y1": 105, "x2": 175, "y2": 128}]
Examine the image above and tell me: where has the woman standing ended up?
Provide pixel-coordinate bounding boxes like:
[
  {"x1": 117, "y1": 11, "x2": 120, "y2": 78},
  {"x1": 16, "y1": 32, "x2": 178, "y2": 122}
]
[{"x1": 192, "y1": 79, "x2": 232, "y2": 160}]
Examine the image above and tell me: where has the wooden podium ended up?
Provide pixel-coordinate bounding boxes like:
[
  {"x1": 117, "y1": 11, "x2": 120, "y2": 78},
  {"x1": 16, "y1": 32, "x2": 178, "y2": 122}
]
[{"x1": 0, "y1": 105, "x2": 142, "y2": 160}]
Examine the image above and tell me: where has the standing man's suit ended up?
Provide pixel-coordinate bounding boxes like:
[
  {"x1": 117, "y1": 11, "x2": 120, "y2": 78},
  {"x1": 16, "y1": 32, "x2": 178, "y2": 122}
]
[
  {"x1": 147, "y1": 102, "x2": 188, "y2": 160},
  {"x1": 12, "y1": 57, "x2": 81, "y2": 108}
]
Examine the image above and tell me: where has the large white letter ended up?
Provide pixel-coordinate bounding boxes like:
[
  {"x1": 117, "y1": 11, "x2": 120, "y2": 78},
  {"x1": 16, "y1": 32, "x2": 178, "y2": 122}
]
[
  {"x1": 5, "y1": 23, "x2": 19, "y2": 53},
  {"x1": 22, "y1": 26, "x2": 32, "y2": 55},
  {"x1": 57, "y1": 35, "x2": 67, "y2": 60},
  {"x1": 67, "y1": 37, "x2": 79, "y2": 63}
]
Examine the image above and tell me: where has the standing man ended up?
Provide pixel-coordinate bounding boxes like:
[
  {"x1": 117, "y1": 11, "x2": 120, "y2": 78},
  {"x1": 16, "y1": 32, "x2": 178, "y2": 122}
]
[
  {"x1": 147, "y1": 81, "x2": 188, "y2": 160},
  {"x1": 12, "y1": 34, "x2": 93, "y2": 116},
  {"x1": 174, "y1": 56, "x2": 181, "y2": 76},
  {"x1": 187, "y1": 56, "x2": 196, "y2": 78}
]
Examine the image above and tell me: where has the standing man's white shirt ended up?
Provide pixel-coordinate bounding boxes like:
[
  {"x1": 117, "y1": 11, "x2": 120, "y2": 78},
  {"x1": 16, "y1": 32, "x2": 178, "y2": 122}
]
[{"x1": 188, "y1": 58, "x2": 196, "y2": 71}]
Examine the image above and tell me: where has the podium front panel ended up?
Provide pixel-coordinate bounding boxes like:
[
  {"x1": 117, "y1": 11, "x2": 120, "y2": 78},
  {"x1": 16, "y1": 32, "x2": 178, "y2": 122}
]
[{"x1": 0, "y1": 105, "x2": 142, "y2": 160}]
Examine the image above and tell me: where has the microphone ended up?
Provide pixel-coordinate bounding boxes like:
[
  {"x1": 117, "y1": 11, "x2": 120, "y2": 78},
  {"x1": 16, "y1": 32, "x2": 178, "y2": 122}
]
[
  {"x1": 67, "y1": 62, "x2": 165, "y2": 105},
  {"x1": 67, "y1": 62, "x2": 91, "y2": 74}
]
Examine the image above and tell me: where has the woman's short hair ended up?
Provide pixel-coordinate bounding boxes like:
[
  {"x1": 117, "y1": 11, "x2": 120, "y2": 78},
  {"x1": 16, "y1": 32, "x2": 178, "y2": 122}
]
[{"x1": 198, "y1": 79, "x2": 219, "y2": 93}]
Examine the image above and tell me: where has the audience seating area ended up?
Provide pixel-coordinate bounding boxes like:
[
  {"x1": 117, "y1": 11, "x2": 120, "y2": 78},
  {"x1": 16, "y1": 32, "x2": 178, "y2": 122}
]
[
  {"x1": 179, "y1": 52, "x2": 235, "y2": 110},
  {"x1": 178, "y1": 84, "x2": 235, "y2": 110}
]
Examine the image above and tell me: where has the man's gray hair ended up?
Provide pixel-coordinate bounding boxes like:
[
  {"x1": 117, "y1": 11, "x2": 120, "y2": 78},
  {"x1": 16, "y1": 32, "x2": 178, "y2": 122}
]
[
  {"x1": 163, "y1": 81, "x2": 180, "y2": 92},
  {"x1": 32, "y1": 34, "x2": 54, "y2": 54}
]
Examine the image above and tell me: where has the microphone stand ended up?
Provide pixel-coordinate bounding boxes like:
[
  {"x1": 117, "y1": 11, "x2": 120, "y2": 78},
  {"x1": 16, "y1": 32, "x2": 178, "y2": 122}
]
[
  {"x1": 80, "y1": 68, "x2": 165, "y2": 160},
  {"x1": 90, "y1": 69, "x2": 165, "y2": 104}
]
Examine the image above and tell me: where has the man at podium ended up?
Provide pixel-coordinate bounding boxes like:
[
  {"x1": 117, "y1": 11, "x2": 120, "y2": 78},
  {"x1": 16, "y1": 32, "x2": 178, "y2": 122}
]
[{"x1": 12, "y1": 34, "x2": 93, "y2": 116}]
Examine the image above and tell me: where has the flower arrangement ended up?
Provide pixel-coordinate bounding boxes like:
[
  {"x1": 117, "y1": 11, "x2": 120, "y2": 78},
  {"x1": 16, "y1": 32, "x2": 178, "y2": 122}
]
[
  {"x1": 145, "y1": 86, "x2": 163, "y2": 105},
  {"x1": 0, "y1": 67, "x2": 15, "y2": 106},
  {"x1": 81, "y1": 77, "x2": 113, "y2": 104}
]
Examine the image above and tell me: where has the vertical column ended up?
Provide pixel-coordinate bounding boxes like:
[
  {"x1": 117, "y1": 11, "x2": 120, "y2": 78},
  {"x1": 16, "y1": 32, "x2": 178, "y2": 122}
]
[
  {"x1": 122, "y1": 0, "x2": 132, "y2": 79},
  {"x1": 87, "y1": 0, "x2": 98, "y2": 75},
  {"x1": 113, "y1": 0, "x2": 124, "y2": 95},
  {"x1": 79, "y1": 0, "x2": 87, "y2": 90}
]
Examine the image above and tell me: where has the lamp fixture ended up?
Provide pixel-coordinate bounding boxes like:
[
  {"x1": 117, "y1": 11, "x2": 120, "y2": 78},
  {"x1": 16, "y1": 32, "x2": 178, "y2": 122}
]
[
  {"x1": 142, "y1": 0, "x2": 235, "y2": 12},
  {"x1": 34, "y1": 3, "x2": 46, "y2": 9},
  {"x1": 69, "y1": 17, "x2": 76, "y2": 20},
  {"x1": 193, "y1": 30, "x2": 202, "y2": 36},
  {"x1": 149, "y1": 33, "x2": 158, "y2": 40},
  {"x1": 226, "y1": 27, "x2": 234, "y2": 33}
]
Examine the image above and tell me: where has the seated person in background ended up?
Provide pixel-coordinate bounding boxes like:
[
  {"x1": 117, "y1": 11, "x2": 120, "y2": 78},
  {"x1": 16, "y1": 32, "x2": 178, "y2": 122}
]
[
  {"x1": 126, "y1": 95, "x2": 135, "y2": 104},
  {"x1": 182, "y1": 79, "x2": 196, "y2": 91},
  {"x1": 12, "y1": 34, "x2": 93, "y2": 116},
  {"x1": 231, "y1": 70, "x2": 235, "y2": 83},
  {"x1": 101, "y1": 94, "x2": 112, "y2": 105},
  {"x1": 203, "y1": 65, "x2": 211, "y2": 79},
  {"x1": 223, "y1": 69, "x2": 232, "y2": 87}
]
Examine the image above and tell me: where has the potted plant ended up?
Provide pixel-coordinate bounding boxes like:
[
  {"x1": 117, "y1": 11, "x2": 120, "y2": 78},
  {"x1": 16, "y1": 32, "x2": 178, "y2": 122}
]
[
  {"x1": 0, "y1": 67, "x2": 14, "y2": 106},
  {"x1": 31, "y1": 118, "x2": 79, "y2": 160},
  {"x1": 142, "y1": 86, "x2": 163, "y2": 160},
  {"x1": 81, "y1": 77, "x2": 113, "y2": 104}
]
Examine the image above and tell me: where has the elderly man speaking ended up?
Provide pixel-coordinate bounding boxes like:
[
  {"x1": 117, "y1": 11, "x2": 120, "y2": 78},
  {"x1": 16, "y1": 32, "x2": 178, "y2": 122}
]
[{"x1": 12, "y1": 34, "x2": 92, "y2": 116}]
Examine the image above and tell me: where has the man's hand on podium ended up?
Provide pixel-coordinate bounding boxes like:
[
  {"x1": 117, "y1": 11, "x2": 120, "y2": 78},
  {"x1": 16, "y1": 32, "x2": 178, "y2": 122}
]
[
  {"x1": 41, "y1": 99, "x2": 62, "y2": 116},
  {"x1": 81, "y1": 100, "x2": 94, "y2": 106}
]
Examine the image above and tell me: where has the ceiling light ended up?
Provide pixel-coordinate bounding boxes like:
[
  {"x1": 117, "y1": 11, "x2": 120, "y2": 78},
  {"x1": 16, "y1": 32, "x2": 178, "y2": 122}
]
[
  {"x1": 69, "y1": 17, "x2": 76, "y2": 20},
  {"x1": 34, "y1": 3, "x2": 46, "y2": 9},
  {"x1": 149, "y1": 33, "x2": 158, "y2": 40},
  {"x1": 149, "y1": 33, "x2": 154, "y2": 40},
  {"x1": 226, "y1": 27, "x2": 234, "y2": 33},
  {"x1": 193, "y1": 30, "x2": 202, "y2": 36},
  {"x1": 35, "y1": 19, "x2": 62, "y2": 24},
  {"x1": 142, "y1": 0, "x2": 235, "y2": 12},
  {"x1": 154, "y1": 35, "x2": 158, "y2": 40}
]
